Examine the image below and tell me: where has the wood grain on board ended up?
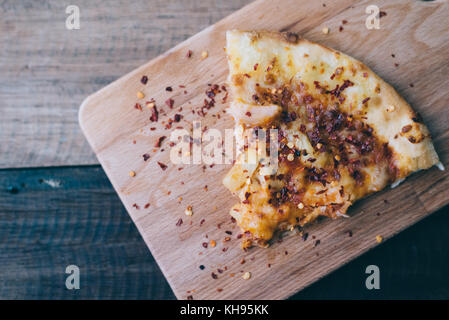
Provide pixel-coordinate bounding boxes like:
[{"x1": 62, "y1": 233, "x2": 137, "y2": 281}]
[
  {"x1": 0, "y1": 0, "x2": 251, "y2": 168},
  {"x1": 79, "y1": 0, "x2": 449, "y2": 299}
]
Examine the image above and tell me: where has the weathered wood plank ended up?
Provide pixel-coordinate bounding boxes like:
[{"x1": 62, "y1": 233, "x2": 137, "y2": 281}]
[
  {"x1": 0, "y1": 0, "x2": 252, "y2": 168},
  {"x1": 1, "y1": 165, "x2": 449, "y2": 299},
  {"x1": 0, "y1": 166, "x2": 175, "y2": 299}
]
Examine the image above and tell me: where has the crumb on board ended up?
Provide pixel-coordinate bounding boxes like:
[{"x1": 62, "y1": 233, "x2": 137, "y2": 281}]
[
  {"x1": 242, "y1": 272, "x2": 251, "y2": 280},
  {"x1": 322, "y1": 27, "x2": 329, "y2": 34},
  {"x1": 201, "y1": 51, "x2": 208, "y2": 60},
  {"x1": 129, "y1": 171, "x2": 136, "y2": 177},
  {"x1": 376, "y1": 235, "x2": 383, "y2": 243},
  {"x1": 137, "y1": 91, "x2": 145, "y2": 99}
]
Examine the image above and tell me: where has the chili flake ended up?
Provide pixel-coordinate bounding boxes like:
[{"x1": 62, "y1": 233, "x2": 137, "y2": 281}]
[
  {"x1": 150, "y1": 105, "x2": 159, "y2": 122},
  {"x1": 157, "y1": 162, "x2": 167, "y2": 170},
  {"x1": 155, "y1": 136, "x2": 166, "y2": 148},
  {"x1": 174, "y1": 114, "x2": 182, "y2": 122},
  {"x1": 185, "y1": 205, "x2": 193, "y2": 216}
]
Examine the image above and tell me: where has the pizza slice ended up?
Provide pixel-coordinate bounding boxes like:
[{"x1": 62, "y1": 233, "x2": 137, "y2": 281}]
[{"x1": 222, "y1": 30, "x2": 441, "y2": 249}]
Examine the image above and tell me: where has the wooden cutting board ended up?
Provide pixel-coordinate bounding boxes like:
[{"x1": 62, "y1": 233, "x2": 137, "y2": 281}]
[{"x1": 79, "y1": 0, "x2": 449, "y2": 299}]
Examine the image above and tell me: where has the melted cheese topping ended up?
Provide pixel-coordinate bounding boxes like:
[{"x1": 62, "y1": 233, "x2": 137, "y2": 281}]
[{"x1": 223, "y1": 30, "x2": 440, "y2": 246}]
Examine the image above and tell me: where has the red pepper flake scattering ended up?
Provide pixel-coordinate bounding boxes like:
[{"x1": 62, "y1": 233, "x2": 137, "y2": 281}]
[
  {"x1": 253, "y1": 63, "x2": 259, "y2": 71},
  {"x1": 302, "y1": 232, "x2": 309, "y2": 241},
  {"x1": 339, "y1": 26, "x2": 344, "y2": 32},
  {"x1": 314, "y1": 239, "x2": 321, "y2": 247},
  {"x1": 155, "y1": 136, "x2": 166, "y2": 148},
  {"x1": 394, "y1": 63, "x2": 399, "y2": 67},
  {"x1": 186, "y1": 50, "x2": 193, "y2": 58},
  {"x1": 144, "y1": 203, "x2": 150, "y2": 209},
  {"x1": 200, "y1": 219, "x2": 206, "y2": 226},
  {"x1": 143, "y1": 153, "x2": 150, "y2": 161},
  {"x1": 202, "y1": 242, "x2": 208, "y2": 248},
  {"x1": 157, "y1": 161, "x2": 168, "y2": 170},
  {"x1": 176, "y1": 218, "x2": 183, "y2": 227},
  {"x1": 409, "y1": 83, "x2": 414, "y2": 88},
  {"x1": 379, "y1": 11, "x2": 387, "y2": 18},
  {"x1": 132, "y1": 203, "x2": 139, "y2": 209},
  {"x1": 150, "y1": 105, "x2": 159, "y2": 122},
  {"x1": 211, "y1": 272, "x2": 218, "y2": 279},
  {"x1": 166, "y1": 86, "x2": 173, "y2": 92},
  {"x1": 165, "y1": 98, "x2": 175, "y2": 109},
  {"x1": 342, "y1": 19, "x2": 348, "y2": 24},
  {"x1": 140, "y1": 75, "x2": 148, "y2": 85},
  {"x1": 134, "y1": 103, "x2": 143, "y2": 111},
  {"x1": 187, "y1": 295, "x2": 193, "y2": 300}
]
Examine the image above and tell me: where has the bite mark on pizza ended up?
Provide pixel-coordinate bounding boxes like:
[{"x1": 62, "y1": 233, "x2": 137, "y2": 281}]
[{"x1": 222, "y1": 30, "x2": 441, "y2": 249}]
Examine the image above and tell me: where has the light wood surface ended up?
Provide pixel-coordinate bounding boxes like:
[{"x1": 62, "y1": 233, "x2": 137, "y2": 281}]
[
  {"x1": 0, "y1": 0, "x2": 251, "y2": 168},
  {"x1": 79, "y1": 0, "x2": 449, "y2": 299}
]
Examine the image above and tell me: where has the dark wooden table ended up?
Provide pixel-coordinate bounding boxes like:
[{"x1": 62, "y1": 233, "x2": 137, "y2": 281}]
[{"x1": 1, "y1": 0, "x2": 448, "y2": 299}]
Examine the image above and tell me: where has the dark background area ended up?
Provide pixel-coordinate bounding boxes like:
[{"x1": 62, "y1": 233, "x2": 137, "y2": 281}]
[{"x1": 1, "y1": 166, "x2": 448, "y2": 299}]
